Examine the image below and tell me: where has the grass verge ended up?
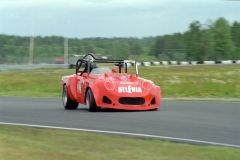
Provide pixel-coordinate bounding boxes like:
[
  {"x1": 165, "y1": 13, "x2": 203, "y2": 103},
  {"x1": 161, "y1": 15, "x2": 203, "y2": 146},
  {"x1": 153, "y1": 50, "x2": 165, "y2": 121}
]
[
  {"x1": 0, "y1": 65, "x2": 239, "y2": 98},
  {"x1": 1, "y1": 125, "x2": 240, "y2": 160}
]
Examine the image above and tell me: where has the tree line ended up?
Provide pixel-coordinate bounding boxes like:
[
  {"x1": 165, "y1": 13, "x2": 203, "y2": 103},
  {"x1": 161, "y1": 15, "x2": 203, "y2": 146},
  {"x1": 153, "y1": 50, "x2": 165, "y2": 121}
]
[{"x1": 0, "y1": 17, "x2": 239, "y2": 64}]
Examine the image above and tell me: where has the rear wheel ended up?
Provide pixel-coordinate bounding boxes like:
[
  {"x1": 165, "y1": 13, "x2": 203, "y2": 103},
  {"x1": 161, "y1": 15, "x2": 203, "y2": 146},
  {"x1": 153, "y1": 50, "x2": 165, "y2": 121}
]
[
  {"x1": 86, "y1": 89, "x2": 101, "y2": 112},
  {"x1": 62, "y1": 85, "x2": 78, "y2": 110}
]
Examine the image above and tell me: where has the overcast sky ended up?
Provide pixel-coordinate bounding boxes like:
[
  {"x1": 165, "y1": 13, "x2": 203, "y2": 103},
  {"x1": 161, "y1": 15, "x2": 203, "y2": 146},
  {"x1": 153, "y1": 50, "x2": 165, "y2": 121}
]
[{"x1": 0, "y1": 0, "x2": 240, "y2": 39}]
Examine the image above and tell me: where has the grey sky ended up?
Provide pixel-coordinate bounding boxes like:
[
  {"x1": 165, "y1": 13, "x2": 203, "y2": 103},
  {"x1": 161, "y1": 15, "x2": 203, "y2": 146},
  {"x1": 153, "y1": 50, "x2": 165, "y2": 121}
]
[{"x1": 0, "y1": 0, "x2": 240, "y2": 38}]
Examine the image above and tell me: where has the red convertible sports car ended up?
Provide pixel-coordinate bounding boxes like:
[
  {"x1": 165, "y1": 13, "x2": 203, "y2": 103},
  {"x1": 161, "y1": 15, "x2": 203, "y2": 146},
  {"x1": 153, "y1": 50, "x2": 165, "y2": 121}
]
[{"x1": 62, "y1": 54, "x2": 161, "y2": 112}]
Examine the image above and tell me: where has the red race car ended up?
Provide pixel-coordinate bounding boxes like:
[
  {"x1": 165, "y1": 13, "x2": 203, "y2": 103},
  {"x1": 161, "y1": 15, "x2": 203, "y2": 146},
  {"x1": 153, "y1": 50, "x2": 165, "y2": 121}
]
[{"x1": 62, "y1": 54, "x2": 161, "y2": 112}]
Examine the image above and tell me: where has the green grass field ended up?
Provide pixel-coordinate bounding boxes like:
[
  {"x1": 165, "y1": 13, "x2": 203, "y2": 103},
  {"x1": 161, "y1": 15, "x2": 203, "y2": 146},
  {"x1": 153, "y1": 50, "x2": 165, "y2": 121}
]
[
  {"x1": 1, "y1": 125, "x2": 240, "y2": 160},
  {"x1": 129, "y1": 65, "x2": 240, "y2": 98},
  {"x1": 0, "y1": 65, "x2": 239, "y2": 98}
]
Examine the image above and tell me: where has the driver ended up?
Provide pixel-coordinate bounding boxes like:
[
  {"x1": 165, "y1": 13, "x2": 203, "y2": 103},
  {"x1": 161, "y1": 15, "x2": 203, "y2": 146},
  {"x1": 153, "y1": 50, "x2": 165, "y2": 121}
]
[{"x1": 83, "y1": 60, "x2": 98, "y2": 74}]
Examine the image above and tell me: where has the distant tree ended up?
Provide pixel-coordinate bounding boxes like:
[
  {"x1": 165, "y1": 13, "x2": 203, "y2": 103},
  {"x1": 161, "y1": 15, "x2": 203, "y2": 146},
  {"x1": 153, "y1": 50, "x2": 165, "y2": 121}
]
[
  {"x1": 149, "y1": 33, "x2": 185, "y2": 60},
  {"x1": 185, "y1": 21, "x2": 203, "y2": 61},
  {"x1": 149, "y1": 36, "x2": 165, "y2": 57},
  {"x1": 83, "y1": 42, "x2": 94, "y2": 54},
  {"x1": 231, "y1": 21, "x2": 240, "y2": 59},
  {"x1": 128, "y1": 41, "x2": 143, "y2": 56},
  {"x1": 212, "y1": 17, "x2": 234, "y2": 60},
  {"x1": 0, "y1": 17, "x2": 238, "y2": 64},
  {"x1": 201, "y1": 29, "x2": 214, "y2": 60},
  {"x1": 115, "y1": 43, "x2": 129, "y2": 59}
]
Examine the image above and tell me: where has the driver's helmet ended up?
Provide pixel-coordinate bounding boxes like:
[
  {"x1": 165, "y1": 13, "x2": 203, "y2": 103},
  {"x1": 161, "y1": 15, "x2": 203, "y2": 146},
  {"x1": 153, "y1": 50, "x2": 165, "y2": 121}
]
[
  {"x1": 90, "y1": 61, "x2": 97, "y2": 69},
  {"x1": 87, "y1": 56, "x2": 98, "y2": 72}
]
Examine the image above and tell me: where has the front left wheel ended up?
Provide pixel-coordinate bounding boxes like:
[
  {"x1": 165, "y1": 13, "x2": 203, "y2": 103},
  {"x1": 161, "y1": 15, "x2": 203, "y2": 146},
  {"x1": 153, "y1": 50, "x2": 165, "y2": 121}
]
[{"x1": 62, "y1": 85, "x2": 78, "y2": 110}]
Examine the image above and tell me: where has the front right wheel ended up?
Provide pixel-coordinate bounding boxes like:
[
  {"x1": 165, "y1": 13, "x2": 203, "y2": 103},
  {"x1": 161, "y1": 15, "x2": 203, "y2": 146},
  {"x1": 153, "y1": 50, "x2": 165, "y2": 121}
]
[{"x1": 86, "y1": 89, "x2": 101, "y2": 112}]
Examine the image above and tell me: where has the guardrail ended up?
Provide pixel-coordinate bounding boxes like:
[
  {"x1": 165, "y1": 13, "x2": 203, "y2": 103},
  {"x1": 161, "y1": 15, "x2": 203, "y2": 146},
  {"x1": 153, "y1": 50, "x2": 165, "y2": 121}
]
[
  {"x1": 1, "y1": 60, "x2": 240, "y2": 71},
  {"x1": 133, "y1": 60, "x2": 240, "y2": 66}
]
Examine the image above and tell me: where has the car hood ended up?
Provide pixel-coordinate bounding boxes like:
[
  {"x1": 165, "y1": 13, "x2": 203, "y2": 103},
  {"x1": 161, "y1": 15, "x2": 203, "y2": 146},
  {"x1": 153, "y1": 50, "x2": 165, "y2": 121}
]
[{"x1": 89, "y1": 73, "x2": 155, "y2": 93}]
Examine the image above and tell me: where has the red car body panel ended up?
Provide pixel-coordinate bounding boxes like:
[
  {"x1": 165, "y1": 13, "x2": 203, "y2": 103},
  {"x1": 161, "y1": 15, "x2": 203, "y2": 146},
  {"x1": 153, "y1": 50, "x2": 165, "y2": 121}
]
[{"x1": 62, "y1": 72, "x2": 161, "y2": 110}]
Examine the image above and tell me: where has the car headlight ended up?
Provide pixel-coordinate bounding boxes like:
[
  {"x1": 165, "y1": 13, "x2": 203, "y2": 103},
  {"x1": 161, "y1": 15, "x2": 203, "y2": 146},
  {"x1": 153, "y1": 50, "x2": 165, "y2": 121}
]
[
  {"x1": 142, "y1": 81, "x2": 152, "y2": 90},
  {"x1": 104, "y1": 81, "x2": 115, "y2": 90}
]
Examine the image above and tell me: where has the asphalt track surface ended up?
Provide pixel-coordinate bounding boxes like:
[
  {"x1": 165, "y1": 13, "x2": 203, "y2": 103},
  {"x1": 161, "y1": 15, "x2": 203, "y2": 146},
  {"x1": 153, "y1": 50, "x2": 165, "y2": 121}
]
[{"x1": 0, "y1": 97, "x2": 240, "y2": 148}]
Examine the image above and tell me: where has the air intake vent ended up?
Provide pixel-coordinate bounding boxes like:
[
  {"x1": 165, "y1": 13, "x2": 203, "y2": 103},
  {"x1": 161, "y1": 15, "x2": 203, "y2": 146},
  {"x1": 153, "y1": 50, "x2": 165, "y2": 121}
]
[
  {"x1": 119, "y1": 97, "x2": 145, "y2": 105},
  {"x1": 150, "y1": 97, "x2": 156, "y2": 104},
  {"x1": 103, "y1": 96, "x2": 112, "y2": 104}
]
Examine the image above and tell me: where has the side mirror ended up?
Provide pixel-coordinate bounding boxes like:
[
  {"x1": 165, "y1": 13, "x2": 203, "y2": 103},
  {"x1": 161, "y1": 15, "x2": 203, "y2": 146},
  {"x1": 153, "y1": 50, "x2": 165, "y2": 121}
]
[
  {"x1": 82, "y1": 72, "x2": 89, "y2": 78},
  {"x1": 112, "y1": 68, "x2": 117, "y2": 73}
]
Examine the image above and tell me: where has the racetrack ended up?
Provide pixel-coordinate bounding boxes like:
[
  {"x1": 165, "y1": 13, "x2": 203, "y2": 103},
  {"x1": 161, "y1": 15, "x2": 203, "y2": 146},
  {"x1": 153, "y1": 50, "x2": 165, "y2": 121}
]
[{"x1": 0, "y1": 97, "x2": 240, "y2": 148}]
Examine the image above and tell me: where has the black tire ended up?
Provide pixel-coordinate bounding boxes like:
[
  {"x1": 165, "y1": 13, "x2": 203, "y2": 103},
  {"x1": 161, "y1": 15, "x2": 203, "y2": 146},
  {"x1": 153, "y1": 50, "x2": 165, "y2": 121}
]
[
  {"x1": 62, "y1": 85, "x2": 78, "y2": 110},
  {"x1": 86, "y1": 89, "x2": 101, "y2": 112}
]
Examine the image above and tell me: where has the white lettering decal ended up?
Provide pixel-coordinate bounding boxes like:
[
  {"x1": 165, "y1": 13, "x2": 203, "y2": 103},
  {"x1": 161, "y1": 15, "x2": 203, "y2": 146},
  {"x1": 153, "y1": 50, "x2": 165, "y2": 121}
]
[
  {"x1": 77, "y1": 82, "x2": 82, "y2": 93},
  {"x1": 118, "y1": 87, "x2": 122, "y2": 93},
  {"x1": 118, "y1": 85, "x2": 142, "y2": 93},
  {"x1": 128, "y1": 85, "x2": 131, "y2": 93},
  {"x1": 131, "y1": 87, "x2": 135, "y2": 93},
  {"x1": 138, "y1": 87, "x2": 142, "y2": 92}
]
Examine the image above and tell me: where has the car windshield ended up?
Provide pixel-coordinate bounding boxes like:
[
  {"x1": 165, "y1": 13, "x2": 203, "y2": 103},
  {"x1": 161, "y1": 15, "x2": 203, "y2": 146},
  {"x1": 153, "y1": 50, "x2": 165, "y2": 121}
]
[{"x1": 89, "y1": 67, "x2": 111, "y2": 75}]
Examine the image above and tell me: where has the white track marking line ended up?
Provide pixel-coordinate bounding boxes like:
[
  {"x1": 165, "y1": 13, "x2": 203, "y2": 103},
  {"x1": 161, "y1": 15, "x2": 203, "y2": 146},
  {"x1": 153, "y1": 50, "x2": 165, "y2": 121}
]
[{"x1": 1, "y1": 122, "x2": 240, "y2": 149}]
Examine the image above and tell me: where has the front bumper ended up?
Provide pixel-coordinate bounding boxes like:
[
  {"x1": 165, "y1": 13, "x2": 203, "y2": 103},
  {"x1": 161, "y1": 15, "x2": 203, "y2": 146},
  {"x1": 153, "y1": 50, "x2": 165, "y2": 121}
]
[{"x1": 95, "y1": 93, "x2": 161, "y2": 110}]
